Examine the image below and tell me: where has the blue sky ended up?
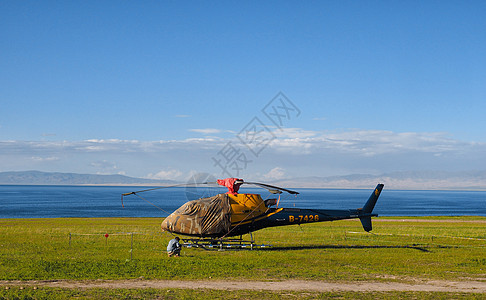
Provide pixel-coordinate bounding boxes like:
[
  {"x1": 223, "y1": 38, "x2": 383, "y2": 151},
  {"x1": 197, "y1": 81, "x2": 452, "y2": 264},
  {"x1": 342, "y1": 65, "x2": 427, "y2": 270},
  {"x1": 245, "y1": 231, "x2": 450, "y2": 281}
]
[{"x1": 1, "y1": 1, "x2": 485, "y2": 181}]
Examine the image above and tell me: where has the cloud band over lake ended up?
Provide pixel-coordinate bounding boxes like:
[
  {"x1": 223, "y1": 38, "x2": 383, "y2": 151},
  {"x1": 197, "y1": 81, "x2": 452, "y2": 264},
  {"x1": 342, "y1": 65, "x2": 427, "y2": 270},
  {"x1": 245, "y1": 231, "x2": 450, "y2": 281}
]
[{"x1": 1, "y1": 128, "x2": 484, "y2": 181}]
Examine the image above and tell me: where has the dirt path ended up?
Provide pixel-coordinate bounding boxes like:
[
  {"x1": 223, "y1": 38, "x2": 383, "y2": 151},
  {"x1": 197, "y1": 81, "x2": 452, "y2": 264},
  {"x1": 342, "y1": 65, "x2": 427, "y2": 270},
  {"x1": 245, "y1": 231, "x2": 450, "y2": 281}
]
[{"x1": 2, "y1": 279, "x2": 486, "y2": 293}]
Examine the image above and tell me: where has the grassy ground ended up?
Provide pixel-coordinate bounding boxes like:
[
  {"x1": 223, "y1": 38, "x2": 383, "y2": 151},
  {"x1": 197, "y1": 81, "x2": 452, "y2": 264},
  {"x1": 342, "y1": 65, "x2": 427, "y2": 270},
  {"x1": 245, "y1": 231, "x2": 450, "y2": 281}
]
[
  {"x1": 1, "y1": 287, "x2": 485, "y2": 300},
  {"x1": 0, "y1": 217, "x2": 485, "y2": 298}
]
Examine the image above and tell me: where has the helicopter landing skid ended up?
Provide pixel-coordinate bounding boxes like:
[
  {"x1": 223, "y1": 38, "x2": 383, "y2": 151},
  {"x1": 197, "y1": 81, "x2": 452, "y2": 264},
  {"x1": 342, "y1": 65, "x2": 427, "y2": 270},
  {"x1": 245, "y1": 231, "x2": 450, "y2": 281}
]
[{"x1": 181, "y1": 235, "x2": 271, "y2": 250}]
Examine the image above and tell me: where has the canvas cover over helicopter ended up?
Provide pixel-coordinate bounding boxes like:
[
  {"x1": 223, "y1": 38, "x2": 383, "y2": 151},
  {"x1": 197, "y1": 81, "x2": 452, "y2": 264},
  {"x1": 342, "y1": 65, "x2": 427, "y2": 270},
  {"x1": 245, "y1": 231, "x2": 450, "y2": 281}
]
[{"x1": 153, "y1": 178, "x2": 384, "y2": 238}]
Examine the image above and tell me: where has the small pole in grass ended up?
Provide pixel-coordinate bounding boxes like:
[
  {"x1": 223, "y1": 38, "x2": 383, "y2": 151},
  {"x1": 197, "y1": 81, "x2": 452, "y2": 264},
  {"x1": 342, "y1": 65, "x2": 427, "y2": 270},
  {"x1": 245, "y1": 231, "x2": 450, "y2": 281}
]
[
  {"x1": 69, "y1": 233, "x2": 71, "y2": 246},
  {"x1": 130, "y1": 232, "x2": 134, "y2": 260},
  {"x1": 105, "y1": 233, "x2": 109, "y2": 246}
]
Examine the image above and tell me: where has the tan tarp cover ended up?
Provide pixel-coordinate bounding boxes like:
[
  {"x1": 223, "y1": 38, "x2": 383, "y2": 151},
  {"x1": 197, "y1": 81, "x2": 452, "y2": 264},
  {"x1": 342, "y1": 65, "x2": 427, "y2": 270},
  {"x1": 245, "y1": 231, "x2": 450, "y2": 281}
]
[{"x1": 161, "y1": 194, "x2": 232, "y2": 236}]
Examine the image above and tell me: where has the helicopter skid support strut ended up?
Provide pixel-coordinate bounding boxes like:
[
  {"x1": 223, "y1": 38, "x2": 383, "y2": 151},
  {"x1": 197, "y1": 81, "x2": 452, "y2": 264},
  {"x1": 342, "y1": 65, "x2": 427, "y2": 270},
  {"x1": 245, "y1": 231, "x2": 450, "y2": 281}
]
[{"x1": 181, "y1": 234, "x2": 271, "y2": 250}]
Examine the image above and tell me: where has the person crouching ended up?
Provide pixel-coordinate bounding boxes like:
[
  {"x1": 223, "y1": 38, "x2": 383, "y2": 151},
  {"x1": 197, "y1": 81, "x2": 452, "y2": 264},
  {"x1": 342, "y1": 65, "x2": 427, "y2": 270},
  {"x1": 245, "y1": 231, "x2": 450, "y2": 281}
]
[{"x1": 167, "y1": 236, "x2": 181, "y2": 257}]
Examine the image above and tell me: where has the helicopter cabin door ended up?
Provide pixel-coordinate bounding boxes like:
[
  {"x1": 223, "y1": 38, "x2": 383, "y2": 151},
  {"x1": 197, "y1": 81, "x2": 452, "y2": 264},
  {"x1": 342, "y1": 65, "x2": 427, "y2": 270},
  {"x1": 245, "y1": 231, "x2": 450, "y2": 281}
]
[{"x1": 228, "y1": 193, "x2": 267, "y2": 224}]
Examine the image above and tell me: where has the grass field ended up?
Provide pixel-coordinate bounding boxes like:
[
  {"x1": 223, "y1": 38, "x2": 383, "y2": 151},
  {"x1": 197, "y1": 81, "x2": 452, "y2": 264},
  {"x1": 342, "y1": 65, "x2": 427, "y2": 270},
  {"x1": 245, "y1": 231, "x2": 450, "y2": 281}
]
[
  {"x1": 1, "y1": 216, "x2": 485, "y2": 299},
  {"x1": 2, "y1": 288, "x2": 485, "y2": 300}
]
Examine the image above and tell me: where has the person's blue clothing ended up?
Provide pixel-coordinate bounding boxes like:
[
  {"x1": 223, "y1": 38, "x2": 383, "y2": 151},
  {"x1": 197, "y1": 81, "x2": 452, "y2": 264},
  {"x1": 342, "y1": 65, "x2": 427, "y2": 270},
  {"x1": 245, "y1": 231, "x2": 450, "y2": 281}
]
[{"x1": 167, "y1": 238, "x2": 181, "y2": 252}]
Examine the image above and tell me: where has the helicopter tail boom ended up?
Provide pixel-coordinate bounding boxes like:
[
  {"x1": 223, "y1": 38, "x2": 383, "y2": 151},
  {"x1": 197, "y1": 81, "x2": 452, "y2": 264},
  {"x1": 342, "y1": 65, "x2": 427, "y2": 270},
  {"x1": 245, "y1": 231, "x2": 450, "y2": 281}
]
[{"x1": 224, "y1": 184, "x2": 385, "y2": 236}]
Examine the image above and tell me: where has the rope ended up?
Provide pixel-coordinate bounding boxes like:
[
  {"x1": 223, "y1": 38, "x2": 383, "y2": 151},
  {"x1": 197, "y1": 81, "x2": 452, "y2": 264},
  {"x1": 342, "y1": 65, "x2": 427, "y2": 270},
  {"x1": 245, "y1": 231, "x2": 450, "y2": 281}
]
[{"x1": 132, "y1": 193, "x2": 172, "y2": 215}]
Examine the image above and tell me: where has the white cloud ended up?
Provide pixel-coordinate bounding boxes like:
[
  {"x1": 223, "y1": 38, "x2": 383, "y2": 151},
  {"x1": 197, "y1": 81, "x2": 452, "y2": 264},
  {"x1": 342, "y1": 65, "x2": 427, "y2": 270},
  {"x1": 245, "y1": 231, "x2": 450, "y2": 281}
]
[
  {"x1": 90, "y1": 160, "x2": 119, "y2": 174},
  {"x1": 30, "y1": 156, "x2": 59, "y2": 162},
  {"x1": 272, "y1": 128, "x2": 317, "y2": 139},
  {"x1": 189, "y1": 128, "x2": 222, "y2": 135},
  {"x1": 0, "y1": 130, "x2": 482, "y2": 159},
  {"x1": 267, "y1": 129, "x2": 477, "y2": 157},
  {"x1": 0, "y1": 138, "x2": 208, "y2": 156},
  {"x1": 175, "y1": 114, "x2": 191, "y2": 118},
  {"x1": 1, "y1": 128, "x2": 485, "y2": 178},
  {"x1": 262, "y1": 167, "x2": 286, "y2": 180},
  {"x1": 147, "y1": 168, "x2": 184, "y2": 180},
  {"x1": 318, "y1": 130, "x2": 466, "y2": 156}
]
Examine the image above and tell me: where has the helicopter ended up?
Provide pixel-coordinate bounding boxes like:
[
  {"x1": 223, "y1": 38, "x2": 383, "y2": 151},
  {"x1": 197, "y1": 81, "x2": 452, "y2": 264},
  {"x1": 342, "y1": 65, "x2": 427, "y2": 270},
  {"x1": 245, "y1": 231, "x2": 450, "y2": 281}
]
[{"x1": 123, "y1": 178, "x2": 384, "y2": 247}]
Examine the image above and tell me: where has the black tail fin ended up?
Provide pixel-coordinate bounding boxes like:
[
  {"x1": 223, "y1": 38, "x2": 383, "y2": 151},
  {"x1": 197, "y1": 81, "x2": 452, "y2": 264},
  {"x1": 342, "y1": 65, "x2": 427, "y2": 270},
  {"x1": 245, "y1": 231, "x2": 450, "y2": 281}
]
[
  {"x1": 360, "y1": 217, "x2": 373, "y2": 232},
  {"x1": 359, "y1": 184, "x2": 384, "y2": 232},
  {"x1": 363, "y1": 183, "x2": 384, "y2": 213}
]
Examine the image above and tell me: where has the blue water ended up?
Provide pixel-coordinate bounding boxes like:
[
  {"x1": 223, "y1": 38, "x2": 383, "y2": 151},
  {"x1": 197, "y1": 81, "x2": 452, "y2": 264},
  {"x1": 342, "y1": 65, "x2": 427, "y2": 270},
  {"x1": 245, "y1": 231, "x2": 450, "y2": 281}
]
[{"x1": 0, "y1": 185, "x2": 484, "y2": 218}]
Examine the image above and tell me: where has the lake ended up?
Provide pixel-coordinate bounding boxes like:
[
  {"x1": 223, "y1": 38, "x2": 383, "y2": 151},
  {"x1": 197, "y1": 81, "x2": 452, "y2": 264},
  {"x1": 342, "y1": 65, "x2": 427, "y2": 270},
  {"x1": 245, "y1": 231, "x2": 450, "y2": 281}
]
[{"x1": 0, "y1": 185, "x2": 484, "y2": 218}]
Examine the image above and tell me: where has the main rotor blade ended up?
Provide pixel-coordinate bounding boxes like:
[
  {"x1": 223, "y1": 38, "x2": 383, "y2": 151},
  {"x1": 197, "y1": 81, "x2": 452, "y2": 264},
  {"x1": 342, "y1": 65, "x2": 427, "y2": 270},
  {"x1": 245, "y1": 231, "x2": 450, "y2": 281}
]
[
  {"x1": 243, "y1": 182, "x2": 299, "y2": 195},
  {"x1": 122, "y1": 184, "x2": 182, "y2": 197},
  {"x1": 122, "y1": 180, "x2": 298, "y2": 199},
  {"x1": 121, "y1": 182, "x2": 218, "y2": 197}
]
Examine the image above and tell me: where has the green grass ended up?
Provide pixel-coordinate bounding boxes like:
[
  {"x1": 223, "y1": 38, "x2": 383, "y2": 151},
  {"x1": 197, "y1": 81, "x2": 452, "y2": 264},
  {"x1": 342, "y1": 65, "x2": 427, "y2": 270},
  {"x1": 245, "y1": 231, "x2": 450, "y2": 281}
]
[
  {"x1": 1, "y1": 287, "x2": 485, "y2": 300},
  {"x1": 0, "y1": 217, "x2": 485, "y2": 282}
]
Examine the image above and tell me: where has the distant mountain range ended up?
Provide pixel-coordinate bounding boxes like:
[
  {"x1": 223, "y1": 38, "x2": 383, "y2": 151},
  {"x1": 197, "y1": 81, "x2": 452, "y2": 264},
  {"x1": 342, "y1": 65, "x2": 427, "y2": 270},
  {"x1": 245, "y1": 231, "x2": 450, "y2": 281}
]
[
  {"x1": 1, "y1": 170, "x2": 485, "y2": 190},
  {"x1": 272, "y1": 170, "x2": 486, "y2": 190},
  {"x1": 0, "y1": 171, "x2": 174, "y2": 186}
]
